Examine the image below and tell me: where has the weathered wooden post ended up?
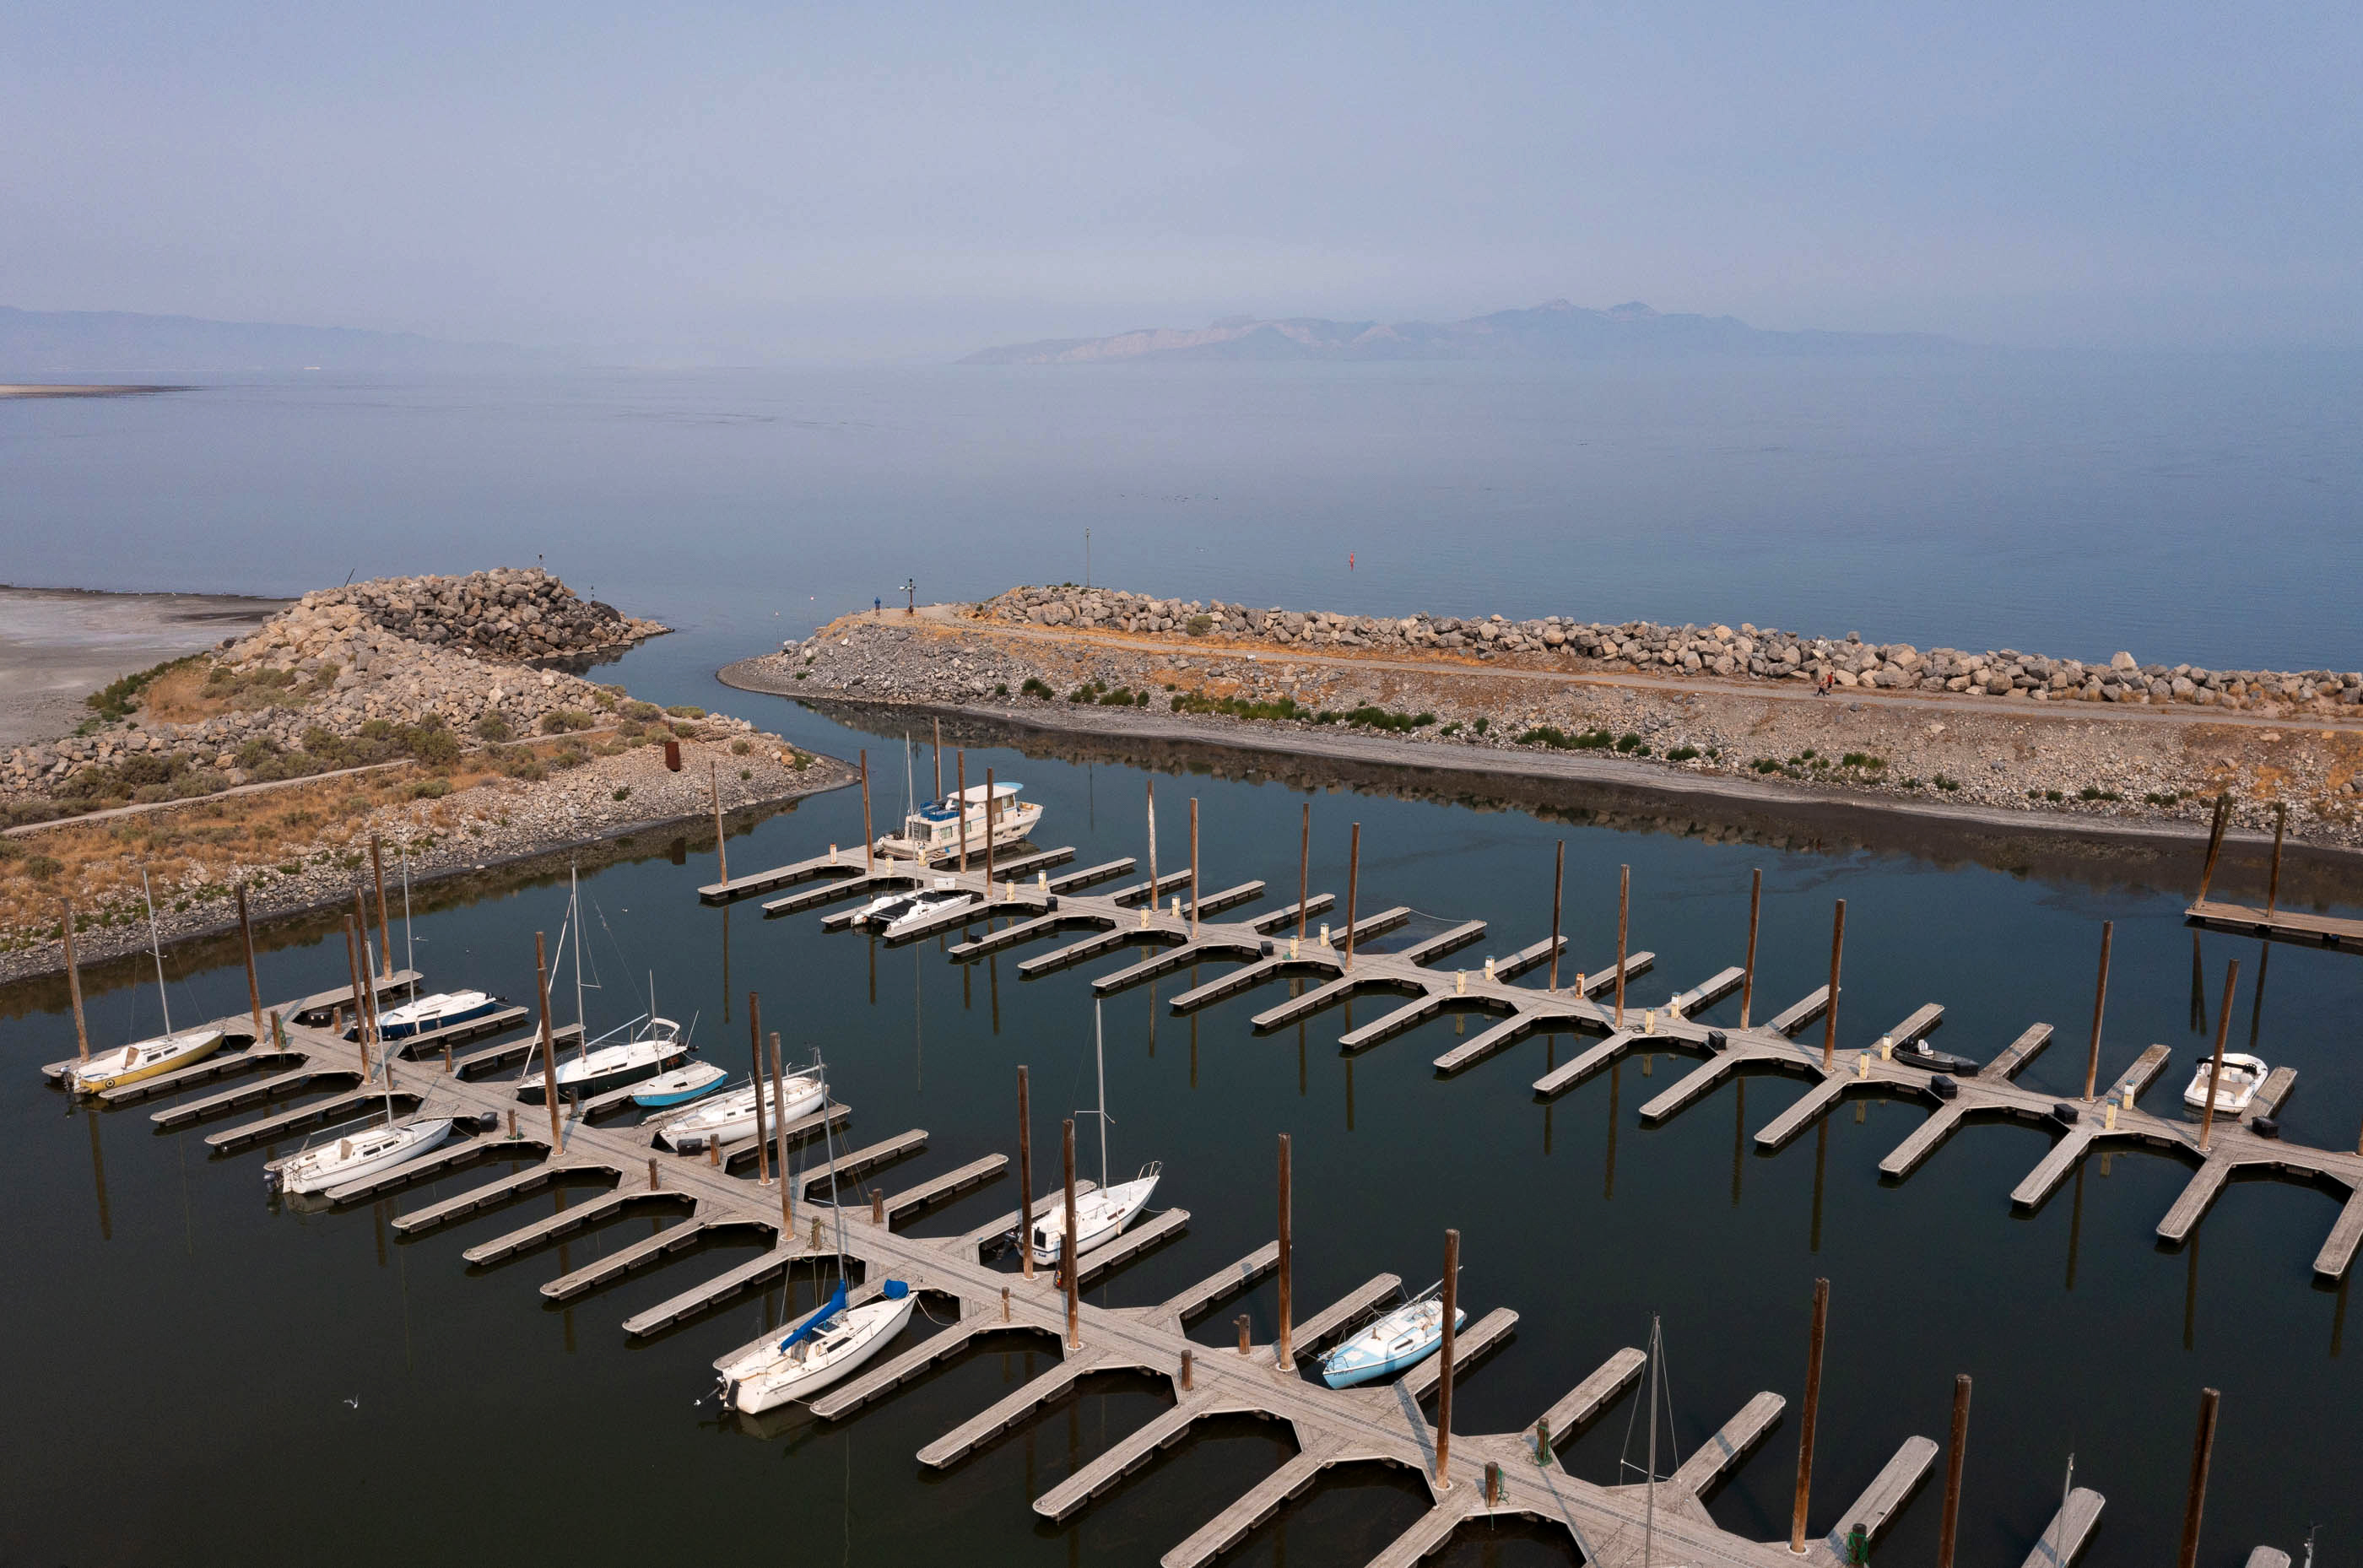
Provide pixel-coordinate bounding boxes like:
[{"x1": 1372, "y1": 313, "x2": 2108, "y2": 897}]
[
  {"x1": 2266, "y1": 801, "x2": 2288, "y2": 916},
  {"x1": 62, "y1": 900, "x2": 89, "y2": 1061},
  {"x1": 340, "y1": 917, "x2": 370, "y2": 1079},
  {"x1": 1018, "y1": 1066, "x2": 1036, "y2": 1279},
  {"x1": 2176, "y1": 1387, "x2": 2220, "y2": 1568},
  {"x1": 1298, "y1": 802, "x2": 1311, "y2": 942},
  {"x1": 236, "y1": 884, "x2": 263, "y2": 1034},
  {"x1": 1180, "y1": 1348, "x2": 1194, "y2": 1390},
  {"x1": 1740, "y1": 868, "x2": 1762, "y2": 1028},
  {"x1": 1063, "y1": 1117, "x2": 1080, "y2": 1348},
  {"x1": 1436, "y1": 1228, "x2": 1460, "y2": 1485},
  {"x1": 1821, "y1": 900, "x2": 1847, "y2": 1072},
  {"x1": 933, "y1": 717, "x2": 943, "y2": 799},
  {"x1": 1937, "y1": 1373, "x2": 1971, "y2": 1568},
  {"x1": 956, "y1": 751, "x2": 969, "y2": 872},
  {"x1": 1343, "y1": 822, "x2": 1361, "y2": 972},
  {"x1": 1614, "y1": 865, "x2": 1630, "y2": 1028},
  {"x1": 1236, "y1": 1315, "x2": 1252, "y2": 1355},
  {"x1": 2084, "y1": 921, "x2": 2113, "y2": 1101},
  {"x1": 370, "y1": 835, "x2": 393, "y2": 978},
  {"x1": 1189, "y1": 796, "x2": 1200, "y2": 936},
  {"x1": 2200, "y1": 959, "x2": 2238, "y2": 1152},
  {"x1": 1276, "y1": 1133, "x2": 1293, "y2": 1370},
  {"x1": 1790, "y1": 1277, "x2": 1830, "y2": 1554},
  {"x1": 1146, "y1": 778, "x2": 1158, "y2": 902},
  {"x1": 1548, "y1": 841, "x2": 1565, "y2": 990},
  {"x1": 710, "y1": 761, "x2": 728, "y2": 884},
  {"x1": 533, "y1": 933, "x2": 563, "y2": 1148},
  {"x1": 983, "y1": 767, "x2": 997, "y2": 889},
  {"x1": 750, "y1": 992, "x2": 770, "y2": 1185},
  {"x1": 2194, "y1": 792, "x2": 2231, "y2": 903},
  {"x1": 771, "y1": 1030, "x2": 792, "y2": 1234},
  {"x1": 860, "y1": 750, "x2": 874, "y2": 875}
]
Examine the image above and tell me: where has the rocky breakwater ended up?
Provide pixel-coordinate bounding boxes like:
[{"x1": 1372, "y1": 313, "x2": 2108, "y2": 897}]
[{"x1": 982, "y1": 586, "x2": 2363, "y2": 715}]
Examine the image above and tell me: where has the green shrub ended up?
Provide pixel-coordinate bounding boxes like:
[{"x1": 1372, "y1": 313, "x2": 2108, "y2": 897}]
[
  {"x1": 24, "y1": 854, "x2": 62, "y2": 880},
  {"x1": 1021, "y1": 677, "x2": 1055, "y2": 699},
  {"x1": 1614, "y1": 733, "x2": 1643, "y2": 754},
  {"x1": 1934, "y1": 775, "x2": 1960, "y2": 791},
  {"x1": 1518, "y1": 725, "x2": 1614, "y2": 750},
  {"x1": 1187, "y1": 615, "x2": 1213, "y2": 635},
  {"x1": 1839, "y1": 752, "x2": 1886, "y2": 770},
  {"x1": 540, "y1": 709, "x2": 594, "y2": 735},
  {"x1": 612, "y1": 786, "x2": 633, "y2": 801},
  {"x1": 410, "y1": 778, "x2": 452, "y2": 800},
  {"x1": 1666, "y1": 745, "x2": 1700, "y2": 762},
  {"x1": 402, "y1": 721, "x2": 461, "y2": 766},
  {"x1": 2079, "y1": 786, "x2": 2122, "y2": 802},
  {"x1": 621, "y1": 700, "x2": 663, "y2": 721},
  {"x1": 664, "y1": 705, "x2": 706, "y2": 719},
  {"x1": 730, "y1": 738, "x2": 752, "y2": 755},
  {"x1": 2144, "y1": 790, "x2": 2179, "y2": 806},
  {"x1": 1471, "y1": 717, "x2": 1489, "y2": 735},
  {"x1": 474, "y1": 712, "x2": 513, "y2": 742},
  {"x1": 994, "y1": 683, "x2": 1008, "y2": 696},
  {"x1": 84, "y1": 655, "x2": 197, "y2": 720},
  {"x1": 1752, "y1": 757, "x2": 1781, "y2": 773},
  {"x1": 1171, "y1": 692, "x2": 1311, "y2": 722},
  {"x1": 549, "y1": 743, "x2": 589, "y2": 770}
]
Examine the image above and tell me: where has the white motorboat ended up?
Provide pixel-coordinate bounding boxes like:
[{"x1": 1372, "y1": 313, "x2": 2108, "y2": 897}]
[
  {"x1": 67, "y1": 871, "x2": 225, "y2": 1095},
  {"x1": 2184, "y1": 1052, "x2": 2269, "y2": 1117},
  {"x1": 1029, "y1": 1001, "x2": 1162, "y2": 1267},
  {"x1": 1318, "y1": 1284, "x2": 1464, "y2": 1388},
  {"x1": 655, "y1": 1067, "x2": 825, "y2": 1152},
  {"x1": 853, "y1": 879, "x2": 977, "y2": 933},
  {"x1": 633, "y1": 1060, "x2": 729, "y2": 1108},
  {"x1": 717, "y1": 1281, "x2": 917, "y2": 1413},
  {"x1": 522, "y1": 1017, "x2": 689, "y2": 1102},
  {"x1": 359, "y1": 988, "x2": 501, "y2": 1041},
  {"x1": 874, "y1": 780, "x2": 1041, "y2": 863},
  {"x1": 266, "y1": 1117, "x2": 454, "y2": 1195}
]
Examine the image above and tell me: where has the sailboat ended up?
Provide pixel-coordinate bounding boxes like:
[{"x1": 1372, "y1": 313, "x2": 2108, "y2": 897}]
[
  {"x1": 716, "y1": 1057, "x2": 917, "y2": 1413},
  {"x1": 1318, "y1": 1280, "x2": 1465, "y2": 1388},
  {"x1": 632, "y1": 1060, "x2": 729, "y2": 1109},
  {"x1": 654, "y1": 1062, "x2": 825, "y2": 1151},
  {"x1": 1029, "y1": 1000, "x2": 1160, "y2": 1267},
  {"x1": 266, "y1": 927, "x2": 452, "y2": 1195},
  {"x1": 66, "y1": 872, "x2": 225, "y2": 1095},
  {"x1": 515, "y1": 870, "x2": 691, "y2": 1102},
  {"x1": 873, "y1": 779, "x2": 1043, "y2": 863}
]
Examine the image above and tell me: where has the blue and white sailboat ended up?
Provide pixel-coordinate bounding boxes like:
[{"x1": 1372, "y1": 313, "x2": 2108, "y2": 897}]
[
  {"x1": 716, "y1": 1057, "x2": 916, "y2": 1413},
  {"x1": 632, "y1": 1059, "x2": 727, "y2": 1108},
  {"x1": 1318, "y1": 1280, "x2": 1464, "y2": 1389}
]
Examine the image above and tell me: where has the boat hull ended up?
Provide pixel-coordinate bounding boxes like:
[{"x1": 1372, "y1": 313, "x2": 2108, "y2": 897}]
[
  {"x1": 722, "y1": 1295, "x2": 917, "y2": 1413},
  {"x1": 67, "y1": 1029, "x2": 227, "y2": 1095},
  {"x1": 632, "y1": 1062, "x2": 729, "y2": 1108},
  {"x1": 269, "y1": 1119, "x2": 454, "y2": 1195},
  {"x1": 656, "y1": 1079, "x2": 826, "y2": 1151}
]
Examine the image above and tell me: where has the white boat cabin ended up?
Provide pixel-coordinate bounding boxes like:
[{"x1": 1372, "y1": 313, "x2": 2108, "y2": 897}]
[{"x1": 878, "y1": 781, "x2": 1042, "y2": 862}]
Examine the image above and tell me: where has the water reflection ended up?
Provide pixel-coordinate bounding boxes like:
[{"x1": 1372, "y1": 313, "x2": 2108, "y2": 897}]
[{"x1": 84, "y1": 1104, "x2": 111, "y2": 1242}]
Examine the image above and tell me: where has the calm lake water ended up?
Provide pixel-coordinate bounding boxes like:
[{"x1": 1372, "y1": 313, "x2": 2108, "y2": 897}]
[{"x1": 5, "y1": 360, "x2": 2363, "y2": 1565}]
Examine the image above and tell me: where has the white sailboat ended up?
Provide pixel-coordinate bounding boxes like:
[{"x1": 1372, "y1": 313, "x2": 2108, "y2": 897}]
[
  {"x1": 716, "y1": 1058, "x2": 917, "y2": 1413},
  {"x1": 1318, "y1": 1281, "x2": 1464, "y2": 1388},
  {"x1": 654, "y1": 1062, "x2": 825, "y2": 1152},
  {"x1": 873, "y1": 780, "x2": 1042, "y2": 863},
  {"x1": 66, "y1": 871, "x2": 224, "y2": 1095},
  {"x1": 1030, "y1": 1000, "x2": 1160, "y2": 1267},
  {"x1": 515, "y1": 869, "x2": 692, "y2": 1101},
  {"x1": 268, "y1": 927, "x2": 451, "y2": 1194}
]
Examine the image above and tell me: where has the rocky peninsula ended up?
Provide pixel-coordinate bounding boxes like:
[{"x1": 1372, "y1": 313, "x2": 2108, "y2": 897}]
[
  {"x1": 738, "y1": 586, "x2": 2363, "y2": 852},
  {"x1": 0, "y1": 568, "x2": 851, "y2": 981}
]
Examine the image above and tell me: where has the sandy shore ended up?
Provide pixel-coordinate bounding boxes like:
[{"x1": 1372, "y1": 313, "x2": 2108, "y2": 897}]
[{"x1": 0, "y1": 586, "x2": 288, "y2": 748}]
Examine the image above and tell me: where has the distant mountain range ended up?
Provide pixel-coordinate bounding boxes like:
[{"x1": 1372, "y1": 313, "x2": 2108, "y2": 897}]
[
  {"x1": 0, "y1": 306, "x2": 549, "y2": 373},
  {"x1": 963, "y1": 300, "x2": 1959, "y2": 365}
]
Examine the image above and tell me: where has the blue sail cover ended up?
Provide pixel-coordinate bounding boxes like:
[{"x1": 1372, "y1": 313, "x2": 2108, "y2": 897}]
[{"x1": 779, "y1": 1280, "x2": 849, "y2": 1351}]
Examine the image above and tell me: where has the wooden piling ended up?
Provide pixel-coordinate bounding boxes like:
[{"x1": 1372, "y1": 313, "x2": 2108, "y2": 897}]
[
  {"x1": 711, "y1": 762, "x2": 729, "y2": 884},
  {"x1": 236, "y1": 884, "x2": 262, "y2": 1033},
  {"x1": 1298, "y1": 803, "x2": 1311, "y2": 942},
  {"x1": 750, "y1": 992, "x2": 770, "y2": 1185},
  {"x1": 340, "y1": 917, "x2": 370, "y2": 1079},
  {"x1": 2195, "y1": 792, "x2": 2231, "y2": 902},
  {"x1": 648, "y1": 1157, "x2": 659, "y2": 1190},
  {"x1": 2266, "y1": 801, "x2": 2288, "y2": 916},
  {"x1": 771, "y1": 1030, "x2": 792, "y2": 1235},
  {"x1": 860, "y1": 750, "x2": 874, "y2": 875},
  {"x1": 1484, "y1": 1461, "x2": 1502, "y2": 1506},
  {"x1": 2176, "y1": 1387, "x2": 2220, "y2": 1568},
  {"x1": 2084, "y1": 921, "x2": 2113, "y2": 1101},
  {"x1": 1436, "y1": 1228, "x2": 1460, "y2": 1485},
  {"x1": 1147, "y1": 778, "x2": 1158, "y2": 901},
  {"x1": 1237, "y1": 1316, "x2": 1251, "y2": 1355},
  {"x1": 533, "y1": 933, "x2": 563, "y2": 1148},
  {"x1": 62, "y1": 900, "x2": 89, "y2": 1061},
  {"x1": 1548, "y1": 841, "x2": 1564, "y2": 990},
  {"x1": 983, "y1": 767, "x2": 997, "y2": 889},
  {"x1": 1821, "y1": 900, "x2": 1846, "y2": 1072},
  {"x1": 1344, "y1": 822, "x2": 1361, "y2": 972},
  {"x1": 1790, "y1": 1277, "x2": 1830, "y2": 1554},
  {"x1": 2200, "y1": 959, "x2": 2238, "y2": 1152},
  {"x1": 1189, "y1": 797, "x2": 1200, "y2": 935},
  {"x1": 933, "y1": 717, "x2": 943, "y2": 799},
  {"x1": 1740, "y1": 868, "x2": 1762, "y2": 1028},
  {"x1": 1937, "y1": 1373, "x2": 1971, "y2": 1568},
  {"x1": 1614, "y1": 866, "x2": 1630, "y2": 1028},
  {"x1": 370, "y1": 835, "x2": 393, "y2": 978},
  {"x1": 956, "y1": 751, "x2": 969, "y2": 871},
  {"x1": 1180, "y1": 1348, "x2": 1193, "y2": 1390},
  {"x1": 1063, "y1": 1117, "x2": 1080, "y2": 1348},
  {"x1": 1018, "y1": 1066, "x2": 1036, "y2": 1279},
  {"x1": 1276, "y1": 1133, "x2": 1293, "y2": 1370}
]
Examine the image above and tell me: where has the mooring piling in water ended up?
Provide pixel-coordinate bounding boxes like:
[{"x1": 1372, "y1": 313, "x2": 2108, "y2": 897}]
[
  {"x1": 1740, "y1": 868, "x2": 1761, "y2": 1029},
  {"x1": 237, "y1": 884, "x2": 262, "y2": 1033},
  {"x1": 533, "y1": 931, "x2": 563, "y2": 1148},
  {"x1": 1062, "y1": 1117, "x2": 1080, "y2": 1348},
  {"x1": 1938, "y1": 1372, "x2": 1971, "y2": 1568},
  {"x1": 1436, "y1": 1226, "x2": 1460, "y2": 1484},
  {"x1": 1614, "y1": 864, "x2": 1630, "y2": 1028},
  {"x1": 62, "y1": 898, "x2": 89, "y2": 1061},
  {"x1": 1822, "y1": 900, "x2": 1846, "y2": 1071},
  {"x1": 1018, "y1": 1065, "x2": 1036, "y2": 1280},
  {"x1": 1275, "y1": 1133, "x2": 1293, "y2": 1370},
  {"x1": 1791, "y1": 1276, "x2": 1830, "y2": 1554},
  {"x1": 2178, "y1": 1387, "x2": 2220, "y2": 1568}
]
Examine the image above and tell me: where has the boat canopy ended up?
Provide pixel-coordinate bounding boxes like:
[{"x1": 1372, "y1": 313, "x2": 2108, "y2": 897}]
[{"x1": 779, "y1": 1280, "x2": 850, "y2": 1352}]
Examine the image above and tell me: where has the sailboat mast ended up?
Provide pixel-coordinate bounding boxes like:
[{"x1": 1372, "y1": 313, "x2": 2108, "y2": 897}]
[
  {"x1": 400, "y1": 837, "x2": 416, "y2": 1002},
  {"x1": 1644, "y1": 1314, "x2": 1659, "y2": 1568},
  {"x1": 819, "y1": 1057, "x2": 848, "y2": 1275},
  {"x1": 570, "y1": 865, "x2": 585, "y2": 1052},
  {"x1": 141, "y1": 870, "x2": 173, "y2": 1038},
  {"x1": 1094, "y1": 1000, "x2": 1111, "y2": 1186}
]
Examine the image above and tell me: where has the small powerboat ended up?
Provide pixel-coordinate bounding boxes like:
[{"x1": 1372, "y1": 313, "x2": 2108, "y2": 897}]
[
  {"x1": 633, "y1": 1060, "x2": 729, "y2": 1108},
  {"x1": 2185, "y1": 1053, "x2": 2268, "y2": 1117},
  {"x1": 855, "y1": 879, "x2": 976, "y2": 935},
  {"x1": 266, "y1": 1117, "x2": 454, "y2": 1195},
  {"x1": 655, "y1": 1068, "x2": 826, "y2": 1152},
  {"x1": 717, "y1": 1281, "x2": 917, "y2": 1413},
  {"x1": 356, "y1": 989, "x2": 502, "y2": 1041},
  {"x1": 1320, "y1": 1284, "x2": 1466, "y2": 1389},
  {"x1": 520, "y1": 1017, "x2": 689, "y2": 1103},
  {"x1": 1891, "y1": 1036, "x2": 1977, "y2": 1076}
]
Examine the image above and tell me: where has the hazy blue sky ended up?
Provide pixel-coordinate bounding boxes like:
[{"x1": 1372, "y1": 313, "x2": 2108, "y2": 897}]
[{"x1": 3, "y1": 2, "x2": 2355, "y2": 358}]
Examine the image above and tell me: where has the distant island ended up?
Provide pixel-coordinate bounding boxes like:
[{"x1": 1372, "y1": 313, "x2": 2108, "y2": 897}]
[
  {"x1": 963, "y1": 299, "x2": 1960, "y2": 365},
  {"x1": 0, "y1": 305, "x2": 549, "y2": 374}
]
